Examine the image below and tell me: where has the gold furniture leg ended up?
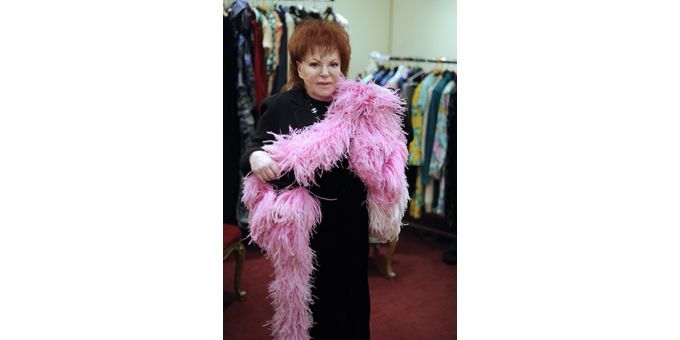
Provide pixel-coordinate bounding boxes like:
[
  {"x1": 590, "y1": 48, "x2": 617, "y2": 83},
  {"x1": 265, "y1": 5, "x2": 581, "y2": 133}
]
[
  {"x1": 385, "y1": 239, "x2": 398, "y2": 280},
  {"x1": 233, "y1": 243, "x2": 247, "y2": 300},
  {"x1": 224, "y1": 240, "x2": 247, "y2": 301},
  {"x1": 370, "y1": 239, "x2": 398, "y2": 279}
]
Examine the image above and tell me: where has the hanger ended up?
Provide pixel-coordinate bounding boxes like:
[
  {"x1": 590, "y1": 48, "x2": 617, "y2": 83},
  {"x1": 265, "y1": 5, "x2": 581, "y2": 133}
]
[
  {"x1": 292, "y1": 4, "x2": 306, "y2": 18},
  {"x1": 324, "y1": 6, "x2": 336, "y2": 21},
  {"x1": 431, "y1": 58, "x2": 445, "y2": 75},
  {"x1": 406, "y1": 63, "x2": 426, "y2": 83},
  {"x1": 256, "y1": 0, "x2": 269, "y2": 13}
]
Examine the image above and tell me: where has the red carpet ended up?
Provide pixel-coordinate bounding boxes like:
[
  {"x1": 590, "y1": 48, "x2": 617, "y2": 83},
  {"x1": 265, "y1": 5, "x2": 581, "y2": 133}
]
[{"x1": 224, "y1": 229, "x2": 456, "y2": 339}]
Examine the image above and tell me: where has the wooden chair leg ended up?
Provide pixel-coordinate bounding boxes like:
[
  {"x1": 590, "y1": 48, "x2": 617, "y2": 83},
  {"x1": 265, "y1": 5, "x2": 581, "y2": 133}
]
[
  {"x1": 371, "y1": 243, "x2": 379, "y2": 256},
  {"x1": 234, "y1": 243, "x2": 247, "y2": 300},
  {"x1": 385, "y1": 239, "x2": 398, "y2": 280}
]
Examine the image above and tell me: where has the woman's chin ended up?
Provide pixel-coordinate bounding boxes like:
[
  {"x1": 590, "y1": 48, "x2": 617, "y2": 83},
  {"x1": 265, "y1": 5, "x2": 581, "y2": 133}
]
[{"x1": 310, "y1": 91, "x2": 333, "y2": 101}]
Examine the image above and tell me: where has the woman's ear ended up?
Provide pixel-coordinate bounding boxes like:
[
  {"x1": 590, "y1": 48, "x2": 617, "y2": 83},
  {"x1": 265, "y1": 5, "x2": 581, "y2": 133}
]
[{"x1": 297, "y1": 61, "x2": 303, "y2": 79}]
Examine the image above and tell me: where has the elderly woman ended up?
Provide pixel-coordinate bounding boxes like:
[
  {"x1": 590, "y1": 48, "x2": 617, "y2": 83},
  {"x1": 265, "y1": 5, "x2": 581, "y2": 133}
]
[{"x1": 240, "y1": 19, "x2": 411, "y2": 340}]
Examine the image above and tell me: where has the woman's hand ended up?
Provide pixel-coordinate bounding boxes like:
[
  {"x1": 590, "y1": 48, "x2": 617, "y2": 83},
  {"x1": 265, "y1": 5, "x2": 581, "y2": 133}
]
[{"x1": 249, "y1": 150, "x2": 281, "y2": 182}]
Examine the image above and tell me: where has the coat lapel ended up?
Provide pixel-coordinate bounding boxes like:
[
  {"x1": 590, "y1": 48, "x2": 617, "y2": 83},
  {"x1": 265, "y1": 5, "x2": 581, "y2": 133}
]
[{"x1": 289, "y1": 89, "x2": 316, "y2": 129}]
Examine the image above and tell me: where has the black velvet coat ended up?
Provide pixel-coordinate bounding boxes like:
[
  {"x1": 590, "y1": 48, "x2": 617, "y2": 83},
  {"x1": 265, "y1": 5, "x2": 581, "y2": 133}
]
[{"x1": 239, "y1": 87, "x2": 411, "y2": 340}]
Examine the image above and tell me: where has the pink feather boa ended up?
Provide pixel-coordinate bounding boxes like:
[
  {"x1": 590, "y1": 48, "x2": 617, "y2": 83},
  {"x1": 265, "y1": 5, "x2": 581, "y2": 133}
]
[{"x1": 242, "y1": 79, "x2": 410, "y2": 340}]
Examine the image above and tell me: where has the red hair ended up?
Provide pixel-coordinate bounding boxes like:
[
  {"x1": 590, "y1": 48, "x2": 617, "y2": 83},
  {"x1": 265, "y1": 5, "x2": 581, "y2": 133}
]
[{"x1": 282, "y1": 19, "x2": 351, "y2": 92}]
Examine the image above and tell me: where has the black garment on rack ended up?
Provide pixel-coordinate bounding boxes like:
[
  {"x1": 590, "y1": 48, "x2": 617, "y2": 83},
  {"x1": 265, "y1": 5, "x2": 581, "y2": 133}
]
[
  {"x1": 445, "y1": 77, "x2": 456, "y2": 232},
  {"x1": 229, "y1": 1, "x2": 258, "y2": 229},
  {"x1": 271, "y1": 6, "x2": 288, "y2": 95},
  {"x1": 231, "y1": 4, "x2": 256, "y2": 145},
  {"x1": 225, "y1": 14, "x2": 240, "y2": 225},
  {"x1": 442, "y1": 81, "x2": 457, "y2": 265}
]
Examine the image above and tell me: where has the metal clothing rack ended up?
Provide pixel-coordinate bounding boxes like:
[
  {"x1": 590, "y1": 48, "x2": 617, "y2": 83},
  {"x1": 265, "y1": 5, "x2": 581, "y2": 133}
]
[{"x1": 370, "y1": 51, "x2": 457, "y2": 64}]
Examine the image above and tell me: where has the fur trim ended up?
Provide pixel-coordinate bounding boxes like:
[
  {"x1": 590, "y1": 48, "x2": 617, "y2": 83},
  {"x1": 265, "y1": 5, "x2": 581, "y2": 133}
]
[{"x1": 242, "y1": 79, "x2": 409, "y2": 340}]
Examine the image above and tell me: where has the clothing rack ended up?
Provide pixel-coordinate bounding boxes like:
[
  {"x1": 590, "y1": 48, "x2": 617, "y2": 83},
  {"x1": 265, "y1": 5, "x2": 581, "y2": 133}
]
[
  {"x1": 370, "y1": 51, "x2": 457, "y2": 64},
  {"x1": 246, "y1": 0, "x2": 334, "y2": 3},
  {"x1": 234, "y1": 0, "x2": 335, "y2": 9},
  {"x1": 365, "y1": 51, "x2": 457, "y2": 239},
  {"x1": 241, "y1": 0, "x2": 336, "y2": 13}
]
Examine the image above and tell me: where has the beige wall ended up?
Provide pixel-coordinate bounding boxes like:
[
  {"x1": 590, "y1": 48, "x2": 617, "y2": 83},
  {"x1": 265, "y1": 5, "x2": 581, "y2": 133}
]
[
  {"x1": 391, "y1": 0, "x2": 457, "y2": 65},
  {"x1": 332, "y1": 0, "x2": 392, "y2": 80},
  {"x1": 333, "y1": 0, "x2": 457, "y2": 78}
]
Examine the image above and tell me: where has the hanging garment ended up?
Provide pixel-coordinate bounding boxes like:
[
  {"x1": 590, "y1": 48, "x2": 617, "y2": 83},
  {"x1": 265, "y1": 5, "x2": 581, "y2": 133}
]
[
  {"x1": 259, "y1": 7, "x2": 277, "y2": 95},
  {"x1": 400, "y1": 81, "x2": 417, "y2": 114},
  {"x1": 422, "y1": 71, "x2": 454, "y2": 185},
  {"x1": 251, "y1": 8, "x2": 268, "y2": 115},
  {"x1": 408, "y1": 73, "x2": 438, "y2": 218},
  {"x1": 241, "y1": 80, "x2": 409, "y2": 340},
  {"x1": 408, "y1": 73, "x2": 436, "y2": 166},
  {"x1": 284, "y1": 10, "x2": 295, "y2": 76},
  {"x1": 269, "y1": 9, "x2": 284, "y2": 94},
  {"x1": 373, "y1": 67, "x2": 391, "y2": 86},
  {"x1": 445, "y1": 86, "x2": 457, "y2": 232},
  {"x1": 429, "y1": 80, "x2": 456, "y2": 178},
  {"x1": 285, "y1": 8, "x2": 296, "y2": 39},
  {"x1": 231, "y1": 4, "x2": 255, "y2": 145},
  {"x1": 378, "y1": 69, "x2": 395, "y2": 86},
  {"x1": 384, "y1": 65, "x2": 407, "y2": 90},
  {"x1": 271, "y1": 6, "x2": 288, "y2": 95},
  {"x1": 225, "y1": 14, "x2": 241, "y2": 225},
  {"x1": 433, "y1": 80, "x2": 456, "y2": 215},
  {"x1": 417, "y1": 72, "x2": 449, "y2": 214},
  {"x1": 229, "y1": 0, "x2": 257, "y2": 228},
  {"x1": 420, "y1": 73, "x2": 443, "y2": 150}
]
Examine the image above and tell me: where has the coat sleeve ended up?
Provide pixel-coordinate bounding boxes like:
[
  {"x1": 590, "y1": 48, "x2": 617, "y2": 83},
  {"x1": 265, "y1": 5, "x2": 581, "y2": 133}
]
[
  {"x1": 239, "y1": 98, "x2": 279, "y2": 177},
  {"x1": 238, "y1": 97, "x2": 298, "y2": 189}
]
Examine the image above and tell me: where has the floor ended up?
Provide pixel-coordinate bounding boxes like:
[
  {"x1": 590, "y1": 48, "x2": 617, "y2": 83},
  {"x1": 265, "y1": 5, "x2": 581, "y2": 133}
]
[{"x1": 224, "y1": 228, "x2": 457, "y2": 339}]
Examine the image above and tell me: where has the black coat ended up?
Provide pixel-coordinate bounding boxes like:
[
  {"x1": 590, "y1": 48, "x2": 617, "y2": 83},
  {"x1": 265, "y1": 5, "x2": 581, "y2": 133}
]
[{"x1": 239, "y1": 87, "x2": 411, "y2": 340}]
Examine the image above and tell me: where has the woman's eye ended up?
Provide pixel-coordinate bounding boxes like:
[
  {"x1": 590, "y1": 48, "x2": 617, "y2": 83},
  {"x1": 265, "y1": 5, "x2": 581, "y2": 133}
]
[
  {"x1": 330, "y1": 63, "x2": 339, "y2": 68},
  {"x1": 310, "y1": 63, "x2": 319, "y2": 67}
]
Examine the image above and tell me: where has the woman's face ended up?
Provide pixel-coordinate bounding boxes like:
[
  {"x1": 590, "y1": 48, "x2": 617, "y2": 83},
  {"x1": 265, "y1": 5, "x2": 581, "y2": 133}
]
[{"x1": 297, "y1": 48, "x2": 342, "y2": 101}]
